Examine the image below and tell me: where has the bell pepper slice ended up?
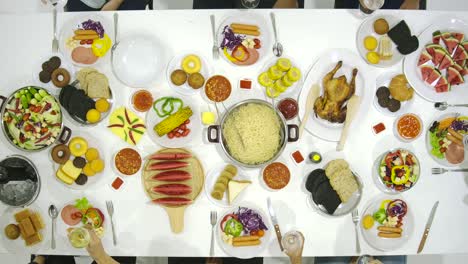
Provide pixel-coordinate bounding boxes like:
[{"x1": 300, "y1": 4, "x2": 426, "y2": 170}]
[
  {"x1": 223, "y1": 47, "x2": 239, "y2": 62},
  {"x1": 391, "y1": 165, "x2": 410, "y2": 185},
  {"x1": 231, "y1": 45, "x2": 250, "y2": 62}
]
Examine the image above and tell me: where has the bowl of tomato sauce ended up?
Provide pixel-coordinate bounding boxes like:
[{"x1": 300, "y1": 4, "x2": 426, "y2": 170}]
[{"x1": 393, "y1": 113, "x2": 423, "y2": 142}]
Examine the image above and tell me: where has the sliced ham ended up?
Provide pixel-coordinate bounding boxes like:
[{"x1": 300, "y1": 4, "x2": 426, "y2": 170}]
[
  {"x1": 61, "y1": 205, "x2": 82, "y2": 226},
  {"x1": 445, "y1": 142, "x2": 465, "y2": 165},
  {"x1": 71, "y1": 46, "x2": 98, "y2": 64}
]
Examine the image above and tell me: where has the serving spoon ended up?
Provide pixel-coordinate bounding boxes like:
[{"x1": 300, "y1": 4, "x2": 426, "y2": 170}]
[
  {"x1": 434, "y1": 102, "x2": 468, "y2": 111},
  {"x1": 270, "y1": 13, "x2": 283, "y2": 57},
  {"x1": 48, "y1": 205, "x2": 58, "y2": 250}
]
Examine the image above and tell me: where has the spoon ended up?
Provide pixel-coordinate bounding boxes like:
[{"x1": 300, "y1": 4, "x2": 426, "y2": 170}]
[
  {"x1": 48, "y1": 204, "x2": 58, "y2": 250},
  {"x1": 111, "y1": 13, "x2": 119, "y2": 54},
  {"x1": 270, "y1": 12, "x2": 283, "y2": 57},
  {"x1": 434, "y1": 102, "x2": 468, "y2": 111}
]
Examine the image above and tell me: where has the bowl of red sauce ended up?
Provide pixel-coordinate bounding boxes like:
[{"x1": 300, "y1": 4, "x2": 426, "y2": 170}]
[
  {"x1": 277, "y1": 98, "x2": 298, "y2": 120},
  {"x1": 131, "y1": 90, "x2": 153, "y2": 112},
  {"x1": 261, "y1": 161, "x2": 291, "y2": 190},
  {"x1": 394, "y1": 113, "x2": 423, "y2": 142}
]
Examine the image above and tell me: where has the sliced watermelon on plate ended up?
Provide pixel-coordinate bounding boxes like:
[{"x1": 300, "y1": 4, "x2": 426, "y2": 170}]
[
  {"x1": 447, "y1": 66, "x2": 465, "y2": 85},
  {"x1": 418, "y1": 50, "x2": 432, "y2": 66},
  {"x1": 456, "y1": 59, "x2": 467, "y2": 68},
  {"x1": 439, "y1": 54, "x2": 455, "y2": 70},
  {"x1": 435, "y1": 76, "x2": 449, "y2": 92},
  {"x1": 421, "y1": 65, "x2": 435, "y2": 81},
  {"x1": 453, "y1": 63, "x2": 464, "y2": 74},
  {"x1": 453, "y1": 44, "x2": 468, "y2": 61},
  {"x1": 426, "y1": 43, "x2": 444, "y2": 57},
  {"x1": 452, "y1": 32, "x2": 465, "y2": 43},
  {"x1": 432, "y1": 49, "x2": 446, "y2": 66},
  {"x1": 423, "y1": 66, "x2": 442, "y2": 85},
  {"x1": 441, "y1": 32, "x2": 452, "y2": 41},
  {"x1": 463, "y1": 41, "x2": 468, "y2": 52},
  {"x1": 444, "y1": 37, "x2": 459, "y2": 54},
  {"x1": 432, "y1": 30, "x2": 442, "y2": 44}
]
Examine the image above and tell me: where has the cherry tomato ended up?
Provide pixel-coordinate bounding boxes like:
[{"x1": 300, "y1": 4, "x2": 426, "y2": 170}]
[
  {"x1": 168, "y1": 132, "x2": 174, "y2": 139},
  {"x1": 80, "y1": 40, "x2": 86, "y2": 45},
  {"x1": 395, "y1": 185, "x2": 404, "y2": 191},
  {"x1": 253, "y1": 38, "x2": 260, "y2": 44},
  {"x1": 182, "y1": 129, "x2": 190, "y2": 136},
  {"x1": 180, "y1": 124, "x2": 187, "y2": 130},
  {"x1": 184, "y1": 119, "x2": 190, "y2": 125},
  {"x1": 254, "y1": 44, "x2": 261, "y2": 49},
  {"x1": 250, "y1": 230, "x2": 258, "y2": 236},
  {"x1": 440, "y1": 147, "x2": 447, "y2": 153},
  {"x1": 86, "y1": 39, "x2": 93, "y2": 45},
  {"x1": 383, "y1": 176, "x2": 391, "y2": 182},
  {"x1": 439, "y1": 140, "x2": 444, "y2": 146},
  {"x1": 175, "y1": 132, "x2": 181, "y2": 138},
  {"x1": 257, "y1": 230, "x2": 265, "y2": 237}
]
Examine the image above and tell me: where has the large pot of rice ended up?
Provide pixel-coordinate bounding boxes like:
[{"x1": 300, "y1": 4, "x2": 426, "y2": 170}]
[{"x1": 208, "y1": 99, "x2": 298, "y2": 168}]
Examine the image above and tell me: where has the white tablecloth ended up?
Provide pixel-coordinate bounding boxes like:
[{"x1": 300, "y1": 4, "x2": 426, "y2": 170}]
[{"x1": 0, "y1": 9, "x2": 467, "y2": 257}]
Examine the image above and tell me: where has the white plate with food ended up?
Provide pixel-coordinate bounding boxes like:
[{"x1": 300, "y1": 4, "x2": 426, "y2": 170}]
[
  {"x1": 216, "y1": 205, "x2": 270, "y2": 259},
  {"x1": 59, "y1": 14, "x2": 113, "y2": 67},
  {"x1": 217, "y1": 12, "x2": 272, "y2": 67},
  {"x1": 166, "y1": 53, "x2": 211, "y2": 96},
  {"x1": 112, "y1": 34, "x2": 164, "y2": 88},
  {"x1": 50, "y1": 132, "x2": 106, "y2": 190},
  {"x1": 373, "y1": 71, "x2": 415, "y2": 116},
  {"x1": 426, "y1": 112, "x2": 467, "y2": 167},
  {"x1": 403, "y1": 15, "x2": 468, "y2": 103},
  {"x1": 298, "y1": 49, "x2": 370, "y2": 141},
  {"x1": 257, "y1": 56, "x2": 303, "y2": 100},
  {"x1": 33, "y1": 53, "x2": 76, "y2": 92},
  {"x1": 146, "y1": 95, "x2": 201, "y2": 148},
  {"x1": 0, "y1": 205, "x2": 49, "y2": 254},
  {"x1": 205, "y1": 164, "x2": 251, "y2": 208},
  {"x1": 357, "y1": 15, "x2": 404, "y2": 67},
  {"x1": 360, "y1": 195, "x2": 414, "y2": 251},
  {"x1": 57, "y1": 197, "x2": 107, "y2": 249}
]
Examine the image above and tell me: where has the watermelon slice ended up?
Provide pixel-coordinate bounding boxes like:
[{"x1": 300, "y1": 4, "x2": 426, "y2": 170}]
[
  {"x1": 439, "y1": 54, "x2": 455, "y2": 70},
  {"x1": 418, "y1": 50, "x2": 432, "y2": 66},
  {"x1": 444, "y1": 37, "x2": 459, "y2": 54},
  {"x1": 453, "y1": 44, "x2": 468, "y2": 61},
  {"x1": 426, "y1": 67, "x2": 442, "y2": 85},
  {"x1": 432, "y1": 30, "x2": 442, "y2": 44},
  {"x1": 456, "y1": 59, "x2": 467, "y2": 67},
  {"x1": 463, "y1": 41, "x2": 468, "y2": 52},
  {"x1": 421, "y1": 65, "x2": 435, "y2": 81},
  {"x1": 453, "y1": 63, "x2": 464, "y2": 74},
  {"x1": 432, "y1": 49, "x2": 446, "y2": 66},
  {"x1": 447, "y1": 66, "x2": 465, "y2": 85},
  {"x1": 425, "y1": 44, "x2": 444, "y2": 57},
  {"x1": 435, "y1": 76, "x2": 449, "y2": 92},
  {"x1": 452, "y1": 32, "x2": 465, "y2": 43},
  {"x1": 441, "y1": 32, "x2": 452, "y2": 41}
]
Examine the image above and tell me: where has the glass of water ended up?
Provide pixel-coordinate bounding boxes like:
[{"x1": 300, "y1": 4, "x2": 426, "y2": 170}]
[{"x1": 241, "y1": 0, "x2": 260, "y2": 9}]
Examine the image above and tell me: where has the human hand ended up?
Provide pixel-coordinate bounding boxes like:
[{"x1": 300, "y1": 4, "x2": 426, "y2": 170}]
[
  {"x1": 400, "y1": 0, "x2": 420, "y2": 10},
  {"x1": 85, "y1": 226, "x2": 109, "y2": 263}
]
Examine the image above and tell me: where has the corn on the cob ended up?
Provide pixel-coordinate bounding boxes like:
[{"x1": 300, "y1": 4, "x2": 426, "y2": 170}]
[
  {"x1": 378, "y1": 36, "x2": 393, "y2": 60},
  {"x1": 154, "y1": 107, "x2": 193, "y2": 136}
]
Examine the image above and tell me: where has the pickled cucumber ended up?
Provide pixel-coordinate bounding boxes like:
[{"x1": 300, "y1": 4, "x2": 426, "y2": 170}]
[
  {"x1": 268, "y1": 65, "x2": 283, "y2": 80},
  {"x1": 276, "y1": 58, "x2": 291, "y2": 71},
  {"x1": 266, "y1": 86, "x2": 281, "y2": 98},
  {"x1": 274, "y1": 80, "x2": 287, "y2": 93},
  {"x1": 258, "y1": 72, "x2": 274, "y2": 87},
  {"x1": 287, "y1": 67, "x2": 301, "y2": 82},
  {"x1": 281, "y1": 75, "x2": 292, "y2": 87}
]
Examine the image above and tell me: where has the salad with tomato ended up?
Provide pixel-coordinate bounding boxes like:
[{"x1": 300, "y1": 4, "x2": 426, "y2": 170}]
[
  {"x1": 220, "y1": 207, "x2": 268, "y2": 247},
  {"x1": 378, "y1": 149, "x2": 420, "y2": 192}
]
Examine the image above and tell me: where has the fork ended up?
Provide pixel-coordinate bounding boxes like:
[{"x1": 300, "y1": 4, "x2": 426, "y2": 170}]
[
  {"x1": 210, "y1": 15, "x2": 219, "y2": 60},
  {"x1": 50, "y1": 0, "x2": 59, "y2": 52},
  {"x1": 432, "y1": 167, "x2": 468, "y2": 174},
  {"x1": 352, "y1": 209, "x2": 361, "y2": 254},
  {"x1": 106, "y1": 200, "x2": 117, "y2": 246},
  {"x1": 210, "y1": 211, "x2": 217, "y2": 257}
]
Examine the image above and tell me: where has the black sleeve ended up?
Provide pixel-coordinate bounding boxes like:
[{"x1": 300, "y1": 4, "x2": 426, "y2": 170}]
[{"x1": 193, "y1": 0, "x2": 235, "y2": 9}]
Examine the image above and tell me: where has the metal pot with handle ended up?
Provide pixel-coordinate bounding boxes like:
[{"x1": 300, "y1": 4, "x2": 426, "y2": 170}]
[
  {"x1": 0, "y1": 86, "x2": 72, "y2": 152},
  {"x1": 207, "y1": 99, "x2": 298, "y2": 168}
]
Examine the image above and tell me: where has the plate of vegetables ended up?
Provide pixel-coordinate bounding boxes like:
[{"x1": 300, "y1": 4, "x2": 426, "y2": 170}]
[
  {"x1": 146, "y1": 95, "x2": 201, "y2": 148},
  {"x1": 427, "y1": 112, "x2": 467, "y2": 166},
  {"x1": 58, "y1": 197, "x2": 107, "y2": 249},
  {"x1": 360, "y1": 195, "x2": 414, "y2": 251},
  {"x1": 374, "y1": 149, "x2": 420, "y2": 193},
  {"x1": 1, "y1": 86, "x2": 70, "y2": 152},
  {"x1": 217, "y1": 206, "x2": 270, "y2": 259}
]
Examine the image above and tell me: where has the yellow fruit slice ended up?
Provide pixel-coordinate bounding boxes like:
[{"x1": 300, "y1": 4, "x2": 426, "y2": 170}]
[
  {"x1": 86, "y1": 109, "x2": 101, "y2": 123},
  {"x1": 274, "y1": 80, "x2": 287, "y2": 93},
  {"x1": 281, "y1": 75, "x2": 293, "y2": 87},
  {"x1": 268, "y1": 66, "x2": 283, "y2": 80},
  {"x1": 181, "y1": 54, "x2": 202, "y2": 74},
  {"x1": 276, "y1": 58, "x2": 291, "y2": 71},
  {"x1": 90, "y1": 159, "x2": 105, "y2": 173},
  {"x1": 366, "y1": 51, "x2": 380, "y2": 64},
  {"x1": 266, "y1": 86, "x2": 281, "y2": 98},
  {"x1": 69, "y1": 137, "x2": 88, "y2": 157},
  {"x1": 362, "y1": 214, "x2": 374, "y2": 230},
  {"x1": 82, "y1": 163, "x2": 96, "y2": 177},
  {"x1": 85, "y1": 148, "x2": 100, "y2": 161},
  {"x1": 258, "y1": 72, "x2": 274, "y2": 87},
  {"x1": 286, "y1": 67, "x2": 301, "y2": 82},
  {"x1": 364, "y1": 36, "x2": 378, "y2": 51},
  {"x1": 95, "y1": 99, "x2": 110, "y2": 113}
]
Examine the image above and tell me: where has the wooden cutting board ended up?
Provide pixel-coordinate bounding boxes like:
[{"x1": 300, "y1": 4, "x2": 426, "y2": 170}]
[{"x1": 142, "y1": 148, "x2": 204, "y2": 233}]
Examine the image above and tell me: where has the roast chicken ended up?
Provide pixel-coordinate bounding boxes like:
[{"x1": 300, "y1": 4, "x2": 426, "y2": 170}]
[{"x1": 313, "y1": 61, "x2": 358, "y2": 123}]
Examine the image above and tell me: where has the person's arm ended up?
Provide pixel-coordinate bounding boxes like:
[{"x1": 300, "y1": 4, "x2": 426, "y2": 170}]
[
  {"x1": 101, "y1": 0, "x2": 124, "y2": 11},
  {"x1": 86, "y1": 227, "x2": 120, "y2": 264},
  {"x1": 400, "y1": 0, "x2": 420, "y2": 9},
  {"x1": 273, "y1": 0, "x2": 298, "y2": 8}
]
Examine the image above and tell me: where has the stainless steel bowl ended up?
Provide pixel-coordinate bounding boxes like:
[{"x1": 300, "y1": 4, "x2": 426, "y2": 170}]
[
  {"x1": 207, "y1": 99, "x2": 298, "y2": 168},
  {"x1": 0, "y1": 86, "x2": 71, "y2": 152},
  {"x1": 0, "y1": 155, "x2": 41, "y2": 207}
]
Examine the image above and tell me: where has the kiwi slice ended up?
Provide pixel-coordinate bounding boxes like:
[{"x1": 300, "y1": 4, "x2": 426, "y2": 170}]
[
  {"x1": 276, "y1": 58, "x2": 291, "y2": 72},
  {"x1": 268, "y1": 66, "x2": 283, "y2": 80}
]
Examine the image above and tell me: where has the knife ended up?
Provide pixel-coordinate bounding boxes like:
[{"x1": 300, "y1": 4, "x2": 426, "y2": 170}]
[
  {"x1": 267, "y1": 197, "x2": 284, "y2": 251},
  {"x1": 417, "y1": 201, "x2": 439, "y2": 254}
]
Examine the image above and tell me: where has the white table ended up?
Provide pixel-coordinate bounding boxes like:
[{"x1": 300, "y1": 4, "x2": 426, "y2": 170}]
[{"x1": 0, "y1": 9, "x2": 467, "y2": 257}]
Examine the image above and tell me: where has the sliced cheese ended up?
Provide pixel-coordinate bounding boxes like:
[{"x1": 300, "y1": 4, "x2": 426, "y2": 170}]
[
  {"x1": 61, "y1": 160, "x2": 82, "y2": 180},
  {"x1": 56, "y1": 168, "x2": 74, "y2": 185},
  {"x1": 228, "y1": 180, "x2": 251, "y2": 205}
]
